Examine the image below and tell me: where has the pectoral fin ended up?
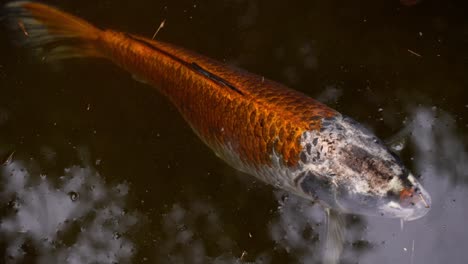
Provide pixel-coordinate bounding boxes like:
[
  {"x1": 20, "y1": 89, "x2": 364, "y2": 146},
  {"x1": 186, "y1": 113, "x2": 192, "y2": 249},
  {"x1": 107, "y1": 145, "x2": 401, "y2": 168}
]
[
  {"x1": 323, "y1": 208, "x2": 346, "y2": 264},
  {"x1": 132, "y1": 74, "x2": 149, "y2": 84},
  {"x1": 385, "y1": 122, "x2": 414, "y2": 153}
]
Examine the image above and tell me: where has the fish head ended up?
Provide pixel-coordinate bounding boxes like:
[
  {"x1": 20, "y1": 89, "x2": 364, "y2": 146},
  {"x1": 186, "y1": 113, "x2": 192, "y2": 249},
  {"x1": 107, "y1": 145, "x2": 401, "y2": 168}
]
[
  {"x1": 298, "y1": 115, "x2": 431, "y2": 221},
  {"x1": 333, "y1": 171, "x2": 432, "y2": 221}
]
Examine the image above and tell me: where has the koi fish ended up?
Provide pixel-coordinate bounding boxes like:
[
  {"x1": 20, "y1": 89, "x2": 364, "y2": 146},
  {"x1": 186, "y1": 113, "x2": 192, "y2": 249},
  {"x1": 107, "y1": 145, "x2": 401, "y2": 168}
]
[{"x1": 3, "y1": 2, "x2": 431, "y2": 262}]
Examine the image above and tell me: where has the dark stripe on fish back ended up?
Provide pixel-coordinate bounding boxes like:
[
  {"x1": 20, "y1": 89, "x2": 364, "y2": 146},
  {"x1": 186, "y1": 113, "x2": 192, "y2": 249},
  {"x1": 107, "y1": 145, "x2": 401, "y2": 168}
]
[
  {"x1": 126, "y1": 34, "x2": 244, "y2": 95},
  {"x1": 190, "y1": 62, "x2": 244, "y2": 95}
]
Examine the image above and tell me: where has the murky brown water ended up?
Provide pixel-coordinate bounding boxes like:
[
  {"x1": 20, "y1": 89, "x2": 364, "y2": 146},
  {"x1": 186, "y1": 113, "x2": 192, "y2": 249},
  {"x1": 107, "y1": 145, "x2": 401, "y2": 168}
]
[{"x1": 1, "y1": 0, "x2": 468, "y2": 263}]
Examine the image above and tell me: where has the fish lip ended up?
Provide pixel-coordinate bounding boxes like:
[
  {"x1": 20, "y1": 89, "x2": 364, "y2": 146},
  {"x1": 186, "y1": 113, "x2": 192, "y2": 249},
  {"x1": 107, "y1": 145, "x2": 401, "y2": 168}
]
[
  {"x1": 378, "y1": 186, "x2": 432, "y2": 221},
  {"x1": 403, "y1": 187, "x2": 432, "y2": 221},
  {"x1": 404, "y1": 176, "x2": 432, "y2": 221}
]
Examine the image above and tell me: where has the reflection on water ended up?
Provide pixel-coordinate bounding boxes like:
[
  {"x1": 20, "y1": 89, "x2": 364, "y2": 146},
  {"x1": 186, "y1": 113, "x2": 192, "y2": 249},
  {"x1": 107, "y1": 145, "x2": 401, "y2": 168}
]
[
  {"x1": 269, "y1": 192, "x2": 323, "y2": 263},
  {"x1": 411, "y1": 108, "x2": 468, "y2": 185},
  {"x1": 3, "y1": 107, "x2": 465, "y2": 264},
  {"x1": 0, "y1": 158, "x2": 139, "y2": 263},
  {"x1": 155, "y1": 201, "x2": 269, "y2": 264},
  {"x1": 315, "y1": 85, "x2": 343, "y2": 105},
  {"x1": 269, "y1": 191, "x2": 370, "y2": 264},
  {"x1": 357, "y1": 107, "x2": 468, "y2": 264}
]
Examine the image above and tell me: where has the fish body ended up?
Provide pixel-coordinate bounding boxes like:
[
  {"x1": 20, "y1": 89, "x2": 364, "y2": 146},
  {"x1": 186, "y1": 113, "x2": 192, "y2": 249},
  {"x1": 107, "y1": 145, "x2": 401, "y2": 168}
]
[{"x1": 3, "y1": 1, "x2": 431, "y2": 221}]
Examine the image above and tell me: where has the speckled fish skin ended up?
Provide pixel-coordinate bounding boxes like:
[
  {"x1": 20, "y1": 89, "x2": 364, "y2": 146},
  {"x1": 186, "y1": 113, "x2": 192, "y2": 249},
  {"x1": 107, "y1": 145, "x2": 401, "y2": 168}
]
[{"x1": 4, "y1": 1, "x2": 431, "y2": 221}]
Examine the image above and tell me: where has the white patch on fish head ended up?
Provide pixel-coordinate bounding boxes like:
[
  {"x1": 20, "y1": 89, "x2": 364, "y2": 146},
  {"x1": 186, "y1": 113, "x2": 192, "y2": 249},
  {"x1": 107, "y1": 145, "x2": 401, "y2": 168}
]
[
  {"x1": 294, "y1": 115, "x2": 431, "y2": 220},
  {"x1": 376, "y1": 173, "x2": 431, "y2": 220}
]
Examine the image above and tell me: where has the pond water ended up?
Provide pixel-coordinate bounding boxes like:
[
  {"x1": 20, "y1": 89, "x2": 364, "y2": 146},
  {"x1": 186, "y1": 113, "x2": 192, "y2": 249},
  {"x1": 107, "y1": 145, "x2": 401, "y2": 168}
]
[{"x1": 1, "y1": 0, "x2": 467, "y2": 263}]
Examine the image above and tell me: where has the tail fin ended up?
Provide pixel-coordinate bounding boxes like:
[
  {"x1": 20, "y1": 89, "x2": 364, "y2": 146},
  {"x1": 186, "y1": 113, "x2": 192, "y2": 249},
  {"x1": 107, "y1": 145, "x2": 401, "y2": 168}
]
[{"x1": 3, "y1": 1, "x2": 103, "y2": 61}]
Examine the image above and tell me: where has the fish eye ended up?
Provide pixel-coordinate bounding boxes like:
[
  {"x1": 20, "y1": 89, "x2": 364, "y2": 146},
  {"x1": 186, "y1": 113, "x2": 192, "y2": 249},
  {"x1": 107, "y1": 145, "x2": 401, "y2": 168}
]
[{"x1": 398, "y1": 169, "x2": 410, "y2": 179}]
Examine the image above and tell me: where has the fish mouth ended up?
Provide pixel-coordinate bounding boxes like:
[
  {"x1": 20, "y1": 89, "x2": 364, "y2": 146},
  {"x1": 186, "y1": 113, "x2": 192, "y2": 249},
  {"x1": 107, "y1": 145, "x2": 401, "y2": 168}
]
[
  {"x1": 404, "y1": 185, "x2": 432, "y2": 221},
  {"x1": 379, "y1": 181, "x2": 432, "y2": 221}
]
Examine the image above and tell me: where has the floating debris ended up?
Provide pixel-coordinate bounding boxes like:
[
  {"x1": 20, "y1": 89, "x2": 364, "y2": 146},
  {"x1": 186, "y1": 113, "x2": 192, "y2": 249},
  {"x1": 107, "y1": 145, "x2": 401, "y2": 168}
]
[
  {"x1": 407, "y1": 49, "x2": 422, "y2": 57},
  {"x1": 17, "y1": 20, "x2": 29, "y2": 36},
  {"x1": 2, "y1": 151, "x2": 15, "y2": 165},
  {"x1": 152, "y1": 19, "x2": 166, "y2": 40},
  {"x1": 240, "y1": 250, "x2": 247, "y2": 261},
  {"x1": 419, "y1": 193, "x2": 430, "y2": 208}
]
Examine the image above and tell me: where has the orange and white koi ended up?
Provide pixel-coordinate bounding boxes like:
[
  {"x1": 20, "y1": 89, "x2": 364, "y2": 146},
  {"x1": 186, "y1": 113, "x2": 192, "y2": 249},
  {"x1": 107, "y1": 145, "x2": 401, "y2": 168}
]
[{"x1": 3, "y1": 1, "x2": 430, "y2": 223}]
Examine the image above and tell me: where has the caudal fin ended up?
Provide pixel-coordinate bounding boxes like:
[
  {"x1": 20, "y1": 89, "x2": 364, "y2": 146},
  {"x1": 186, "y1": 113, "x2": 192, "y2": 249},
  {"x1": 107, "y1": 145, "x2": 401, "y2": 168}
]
[{"x1": 3, "y1": 1, "x2": 103, "y2": 60}]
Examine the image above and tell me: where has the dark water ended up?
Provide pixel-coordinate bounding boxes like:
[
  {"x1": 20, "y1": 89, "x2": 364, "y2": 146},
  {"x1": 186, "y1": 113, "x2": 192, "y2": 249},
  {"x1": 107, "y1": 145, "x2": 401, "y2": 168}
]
[{"x1": 1, "y1": 0, "x2": 468, "y2": 263}]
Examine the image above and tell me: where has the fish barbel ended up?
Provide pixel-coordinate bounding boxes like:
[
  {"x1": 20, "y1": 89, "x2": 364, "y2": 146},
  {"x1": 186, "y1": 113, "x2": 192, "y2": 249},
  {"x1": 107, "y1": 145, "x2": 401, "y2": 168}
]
[{"x1": 3, "y1": 2, "x2": 431, "y2": 222}]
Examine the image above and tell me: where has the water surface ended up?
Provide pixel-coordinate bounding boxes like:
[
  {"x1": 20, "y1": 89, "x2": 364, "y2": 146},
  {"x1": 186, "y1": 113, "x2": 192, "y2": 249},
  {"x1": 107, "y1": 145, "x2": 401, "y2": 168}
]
[{"x1": 1, "y1": 0, "x2": 467, "y2": 263}]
